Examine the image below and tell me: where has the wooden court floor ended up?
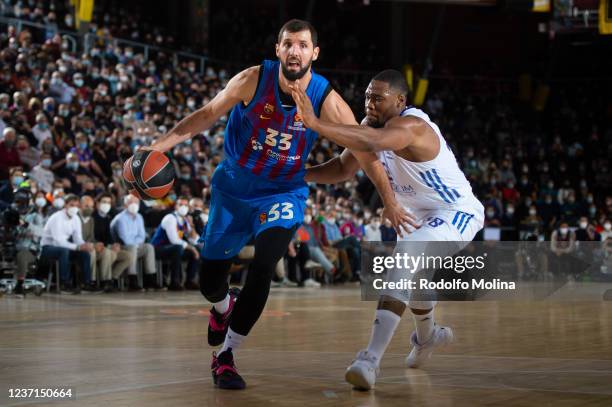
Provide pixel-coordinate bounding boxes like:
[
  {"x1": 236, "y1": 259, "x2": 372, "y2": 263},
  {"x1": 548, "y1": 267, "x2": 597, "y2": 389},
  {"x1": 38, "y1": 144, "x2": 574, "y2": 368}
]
[{"x1": 1, "y1": 285, "x2": 612, "y2": 407}]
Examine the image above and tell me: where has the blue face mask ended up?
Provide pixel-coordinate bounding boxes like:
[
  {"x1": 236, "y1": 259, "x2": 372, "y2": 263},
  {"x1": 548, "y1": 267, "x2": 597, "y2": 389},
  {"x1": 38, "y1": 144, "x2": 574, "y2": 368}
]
[
  {"x1": 67, "y1": 162, "x2": 79, "y2": 170},
  {"x1": 42, "y1": 159, "x2": 52, "y2": 167},
  {"x1": 168, "y1": 194, "x2": 177, "y2": 201},
  {"x1": 12, "y1": 176, "x2": 24, "y2": 186},
  {"x1": 38, "y1": 123, "x2": 48, "y2": 129},
  {"x1": 79, "y1": 142, "x2": 88, "y2": 150}
]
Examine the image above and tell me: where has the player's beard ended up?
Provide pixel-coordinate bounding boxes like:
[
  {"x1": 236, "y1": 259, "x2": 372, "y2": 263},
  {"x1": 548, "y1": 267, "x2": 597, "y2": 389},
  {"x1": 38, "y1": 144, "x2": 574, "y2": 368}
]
[{"x1": 281, "y1": 57, "x2": 312, "y2": 81}]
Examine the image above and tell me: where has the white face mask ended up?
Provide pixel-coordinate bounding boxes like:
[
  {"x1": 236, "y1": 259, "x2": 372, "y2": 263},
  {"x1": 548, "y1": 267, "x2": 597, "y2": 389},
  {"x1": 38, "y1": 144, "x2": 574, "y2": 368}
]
[
  {"x1": 304, "y1": 215, "x2": 312, "y2": 224},
  {"x1": 605, "y1": 223, "x2": 612, "y2": 231},
  {"x1": 326, "y1": 217, "x2": 335, "y2": 224},
  {"x1": 127, "y1": 203, "x2": 139, "y2": 214},
  {"x1": 53, "y1": 197, "x2": 65, "y2": 208},
  {"x1": 35, "y1": 197, "x2": 47, "y2": 208},
  {"x1": 371, "y1": 221, "x2": 381, "y2": 229},
  {"x1": 559, "y1": 227, "x2": 568, "y2": 235},
  {"x1": 579, "y1": 222, "x2": 587, "y2": 229},
  {"x1": 67, "y1": 206, "x2": 79, "y2": 217},
  {"x1": 99, "y1": 202, "x2": 111, "y2": 214},
  {"x1": 200, "y1": 213, "x2": 209, "y2": 224},
  {"x1": 529, "y1": 209, "x2": 536, "y2": 216},
  {"x1": 177, "y1": 205, "x2": 189, "y2": 217}
]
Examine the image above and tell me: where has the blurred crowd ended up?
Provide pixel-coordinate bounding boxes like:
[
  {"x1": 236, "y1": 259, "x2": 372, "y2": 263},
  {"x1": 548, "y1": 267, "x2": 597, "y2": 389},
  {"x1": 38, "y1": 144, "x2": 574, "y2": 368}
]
[{"x1": 0, "y1": 18, "x2": 610, "y2": 295}]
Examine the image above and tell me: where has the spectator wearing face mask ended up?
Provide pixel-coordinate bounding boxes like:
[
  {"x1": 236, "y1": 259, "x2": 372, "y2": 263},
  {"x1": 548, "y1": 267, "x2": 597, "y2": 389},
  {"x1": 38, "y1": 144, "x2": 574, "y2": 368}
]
[
  {"x1": 484, "y1": 205, "x2": 501, "y2": 227},
  {"x1": 0, "y1": 128, "x2": 22, "y2": 179},
  {"x1": 0, "y1": 167, "x2": 25, "y2": 210},
  {"x1": 70, "y1": 133, "x2": 106, "y2": 180},
  {"x1": 550, "y1": 221, "x2": 577, "y2": 276},
  {"x1": 501, "y1": 203, "x2": 519, "y2": 240},
  {"x1": 575, "y1": 216, "x2": 601, "y2": 242},
  {"x1": 40, "y1": 194, "x2": 93, "y2": 293},
  {"x1": 520, "y1": 204, "x2": 544, "y2": 237},
  {"x1": 150, "y1": 196, "x2": 201, "y2": 290},
  {"x1": 188, "y1": 197, "x2": 208, "y2": 237},
  {"x1": 48, "y1": 188, "x2": 66, "y2": 215},
  {"x1": 28, "y1": 152, "x2": 55, "y2": 193},
  {"x1": 537, "y1": 194, "x2": 560, "y2": 232},
  {"x1": 92, "y1": 193, "x2": 134, "y2": 289},
  {"x1": 111, "y1": 195, "x2": 160, "y2": 291},
  {"x1": 599, "y1": 220, "x2": 612, "y2": 242},
  {"x1": 32, "y1": 113, "x2": 52, "y2": 149},
  {"x1": 560, "y1": 192, "x2": 580, "y2": 225},
  {"x1": 364, "y1": 216, "x2": 382, "y2": 241},
  {"x1": 14, "y1": 189, "x2": 48, "y2": 294}
]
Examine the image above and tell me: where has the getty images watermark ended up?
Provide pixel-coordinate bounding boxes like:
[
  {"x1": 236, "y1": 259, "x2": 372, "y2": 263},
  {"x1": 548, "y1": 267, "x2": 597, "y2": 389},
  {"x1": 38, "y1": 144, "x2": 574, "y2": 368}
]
[
  {"x1": 360, "y1": 241, "x2": 609, "y2": 301},
  {"x1": 371, "y1": 251, "x2": 515, "y2": 291}
]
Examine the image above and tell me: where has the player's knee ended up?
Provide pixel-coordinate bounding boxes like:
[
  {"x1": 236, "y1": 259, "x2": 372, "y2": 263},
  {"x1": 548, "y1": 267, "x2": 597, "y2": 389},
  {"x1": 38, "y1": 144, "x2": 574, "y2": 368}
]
[{"x1": 199, "y1": 258, "x2": 232, "y2": 302}]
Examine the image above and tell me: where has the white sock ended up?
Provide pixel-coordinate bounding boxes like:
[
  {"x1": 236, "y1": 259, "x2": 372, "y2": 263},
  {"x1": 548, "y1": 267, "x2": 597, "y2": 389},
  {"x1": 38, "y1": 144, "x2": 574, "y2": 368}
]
[
  {"x1": 212, "y1": 294, "x2": 230, "y2": 314},
  {"x1": 220, "y1": 328, "x2": 246, "y2": 354},
  {"x1": 365, "y1": 309, "x2": 401, "y2": 365},
  {"x1": 413, "y1": 309, "x2": 435, "y2": 344}
]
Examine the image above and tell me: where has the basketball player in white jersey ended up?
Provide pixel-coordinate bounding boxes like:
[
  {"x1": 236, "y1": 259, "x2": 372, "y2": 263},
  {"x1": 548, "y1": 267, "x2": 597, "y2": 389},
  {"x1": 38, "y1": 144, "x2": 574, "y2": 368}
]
[{"x1": 291, "y1": 69, "x2": 484, "y2": 390}]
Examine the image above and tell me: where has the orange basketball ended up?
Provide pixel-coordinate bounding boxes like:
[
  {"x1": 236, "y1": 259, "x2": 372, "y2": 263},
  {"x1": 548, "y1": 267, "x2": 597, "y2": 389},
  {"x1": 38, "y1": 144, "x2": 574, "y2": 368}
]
[{"x1": 122, "y1": 150, "x2": 175, "y2": 200}]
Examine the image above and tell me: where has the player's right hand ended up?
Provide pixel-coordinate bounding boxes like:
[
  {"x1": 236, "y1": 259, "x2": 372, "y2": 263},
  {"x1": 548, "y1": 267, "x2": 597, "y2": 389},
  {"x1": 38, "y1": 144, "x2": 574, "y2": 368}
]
[{"x1": 382, "y1": 203, "x2": 420, "y2": 238}]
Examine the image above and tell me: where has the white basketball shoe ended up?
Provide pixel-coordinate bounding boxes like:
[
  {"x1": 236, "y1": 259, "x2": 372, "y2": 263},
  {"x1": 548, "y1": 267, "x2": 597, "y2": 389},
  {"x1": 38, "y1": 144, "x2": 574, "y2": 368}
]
[
  {"x1": 405, "y1": 325, "x2": 454, "y2": 368},
  {"x1": 345, "y1": 350, "x2": 380, "y2": 390}
]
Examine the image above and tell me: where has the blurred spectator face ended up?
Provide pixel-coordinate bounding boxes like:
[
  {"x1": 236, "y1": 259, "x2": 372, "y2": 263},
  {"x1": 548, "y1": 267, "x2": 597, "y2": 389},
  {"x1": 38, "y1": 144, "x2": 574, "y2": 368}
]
[
  {"x1": 179, "y1": 165, "x2": 191, "y2": 180},
  {"x1": 81, "y1": 196, "x2": 94, "y2": 217},
  {"x1": 604, "y1": 220, "x2": 611, "y2": 232},
  {"x1": 578, "y1": 217, "x2": 588, "y2": 229},
  {"x1": 40, "y1": 153, "x2": 52, "y2": 168},
  {"x1": 559, "y1": 222, "x2": 569, "y2": 235},
  {"x1": 76, "y1": 134, "x2": 88, "y2": 151},
  {"x1": 34, "y1": 191, "x2": 47, "y2": 208},
  {"x1": 485, "y1": 206, "x2": 496, "y2": 219},
  {"x1": 0, "y1": 93, "x2": 9, "y2": 109},
  {"x1": 16, "y1": 136, "x2": 29, "y2": 151},
  {"x1": 528, "y1": 205, "x2": 537, "y2": 217},
  {"x1": 370, "y1": 217, "x2": 381, "y2": 228},
  {"x1": 3, "y1": 128, "x2": 17, "y2": 147},
  {"x1": 97, "y1": 195, "x2": 112, "y2": 215},
  {"x1": 52, "y1": 189, "x2": 65, "y2": 208},
  {"x1": 66, "y1": 153, "x2": 79, "y2": 170},
  {"x1": 36, "y1": 114, "x2": 48, "y2": 128},
  {"x1": 43, "y1": 97, "x2": 55, "y2": 113},
  {"x1": 506, "y1": 204, "x2": 515, "y2": 216},
  {"x1": 73, "y1": 73, "x2": 84, "y2": 88},
  {"x1": 10, "y1": 168, "x2": 25, "y2": 187}
]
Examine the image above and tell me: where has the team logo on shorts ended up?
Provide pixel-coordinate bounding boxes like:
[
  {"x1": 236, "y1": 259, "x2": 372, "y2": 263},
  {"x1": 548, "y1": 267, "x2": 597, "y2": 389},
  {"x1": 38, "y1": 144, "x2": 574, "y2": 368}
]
[
  {"x1": 251, "y1": 139, "x2": 263, "y2": 151},
  {"x1": 264, "y1": 103, "x2": 275, "y2": 114},
  {"x1": 259, "y1": 212, "x2": 267, "y2": 224}
]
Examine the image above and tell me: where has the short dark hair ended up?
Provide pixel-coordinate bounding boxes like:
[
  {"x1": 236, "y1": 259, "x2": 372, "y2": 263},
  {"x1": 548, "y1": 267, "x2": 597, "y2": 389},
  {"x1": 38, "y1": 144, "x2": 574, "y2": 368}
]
[
  {"x1": 64, "y1": 194, "x2": 79, "y2": 205},
  {"x1": 96, "y1": 192, "x2": 113, "y2": 202},
  {"x1": 372, "y1": 69, "x2": 411, "y2": 101},
  {"x1": 278, "y1": 19, "x2": 318, "y2": 47}
]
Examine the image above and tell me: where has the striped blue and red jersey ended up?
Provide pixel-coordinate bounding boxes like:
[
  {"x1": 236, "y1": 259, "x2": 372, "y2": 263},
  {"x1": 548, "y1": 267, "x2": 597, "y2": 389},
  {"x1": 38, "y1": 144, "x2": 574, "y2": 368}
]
[{"x1": 222, "y1": 60, "x2": 330, "y2": 192}]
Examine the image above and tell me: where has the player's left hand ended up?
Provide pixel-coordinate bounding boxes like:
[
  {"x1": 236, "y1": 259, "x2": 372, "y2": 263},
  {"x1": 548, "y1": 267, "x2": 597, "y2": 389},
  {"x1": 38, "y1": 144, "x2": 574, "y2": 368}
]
[
  {"x1": 382, "y1": 202, "x2": 420, "y2": 238},
  {"x1": 289, "y1": 80, "x2": 316, "y2": 128}
]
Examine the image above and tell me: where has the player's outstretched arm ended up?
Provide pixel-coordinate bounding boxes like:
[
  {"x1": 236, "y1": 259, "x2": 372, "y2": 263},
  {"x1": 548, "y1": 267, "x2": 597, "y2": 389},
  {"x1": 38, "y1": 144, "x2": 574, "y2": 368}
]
[
  {"x1": 318, "y1": 89, "x2": 419, "y2": 235},
  {"x1": 291, "y1": 80, "x2": 422, "y2": 153},
  {"x1": 305, "y1": 148, "x2": 359, "y2": 184},
  {"x1": 147, "y1": 66, "x2": 260, "y2": 153}
]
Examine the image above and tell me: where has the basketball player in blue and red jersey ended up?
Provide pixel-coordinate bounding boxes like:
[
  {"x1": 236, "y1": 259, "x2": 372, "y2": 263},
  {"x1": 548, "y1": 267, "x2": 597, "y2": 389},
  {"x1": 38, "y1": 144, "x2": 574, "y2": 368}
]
[{"x1": 146, "y1": 20, "x2": 413, "y2": 390}]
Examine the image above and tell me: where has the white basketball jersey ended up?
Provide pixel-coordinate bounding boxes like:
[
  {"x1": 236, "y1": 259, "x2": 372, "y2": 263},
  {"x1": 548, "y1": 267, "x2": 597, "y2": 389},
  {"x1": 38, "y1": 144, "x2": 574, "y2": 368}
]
[{"x1": 376, "y1": 107, "x2": 483, "y2": 215}]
